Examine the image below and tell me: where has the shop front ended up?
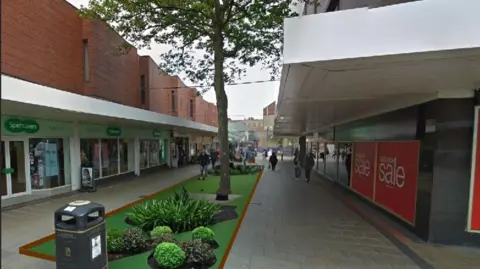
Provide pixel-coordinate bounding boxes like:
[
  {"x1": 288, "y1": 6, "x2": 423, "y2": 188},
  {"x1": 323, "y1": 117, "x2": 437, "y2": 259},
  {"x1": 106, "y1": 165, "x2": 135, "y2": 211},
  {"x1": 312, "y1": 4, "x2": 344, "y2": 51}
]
[
  {"x1": 1, "y1": 116, "x2": 73, "y2": 206},
  {"x1": 138, "y1": 129, "x2": 169, "y2": 170},
  {"x1": 78, "y1": 123, "x2": 136, "y2": 180}
]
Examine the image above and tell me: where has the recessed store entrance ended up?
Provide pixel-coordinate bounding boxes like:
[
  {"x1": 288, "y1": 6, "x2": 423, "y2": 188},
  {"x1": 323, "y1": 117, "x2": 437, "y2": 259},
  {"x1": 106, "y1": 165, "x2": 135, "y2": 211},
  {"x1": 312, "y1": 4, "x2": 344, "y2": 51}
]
[{"x1": 1, "y1": 139, "x2": 30, "y2": 199}]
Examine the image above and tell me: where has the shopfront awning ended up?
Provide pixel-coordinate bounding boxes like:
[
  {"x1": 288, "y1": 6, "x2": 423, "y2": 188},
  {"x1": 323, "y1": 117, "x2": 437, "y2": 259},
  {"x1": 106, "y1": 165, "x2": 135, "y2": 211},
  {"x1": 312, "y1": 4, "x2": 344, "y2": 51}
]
[
  {"x1": 275, "y1": 0, "x2": 480, "y2": 136},
  {"x1": 1, "y1": 74, "x2": 217, "y2": 135}
]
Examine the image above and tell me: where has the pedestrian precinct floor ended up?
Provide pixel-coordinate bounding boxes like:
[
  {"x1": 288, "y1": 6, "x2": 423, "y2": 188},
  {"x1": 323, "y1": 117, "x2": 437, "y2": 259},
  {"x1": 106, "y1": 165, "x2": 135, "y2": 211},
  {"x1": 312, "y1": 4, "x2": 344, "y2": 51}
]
[
  {"x1": 4, "y1": 160, "x2": 480, "y2": 269},
  {"x1": 224, "y1": 159, "x2": 480, "y2": 269}
]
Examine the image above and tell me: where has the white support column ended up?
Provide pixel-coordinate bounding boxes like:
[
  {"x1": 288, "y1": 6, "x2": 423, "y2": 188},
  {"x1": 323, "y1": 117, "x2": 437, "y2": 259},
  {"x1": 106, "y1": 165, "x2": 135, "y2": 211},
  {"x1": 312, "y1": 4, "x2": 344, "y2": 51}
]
[
  {"x1": 70, "y1": 121, "x2": 81, "y2": 191},
  {"x1": 134, "y1": 136, "x2": 140, "y2": 176}
]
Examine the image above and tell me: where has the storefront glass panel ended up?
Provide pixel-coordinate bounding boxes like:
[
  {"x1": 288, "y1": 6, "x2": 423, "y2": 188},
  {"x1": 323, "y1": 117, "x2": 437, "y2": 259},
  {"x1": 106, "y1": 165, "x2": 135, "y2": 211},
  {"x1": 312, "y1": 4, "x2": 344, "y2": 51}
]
[
  {"x1": 140, "y1": 140, "x2": 149, "y2": 169},
  {"x1": 325, "y1": 142, "x2": 338, "y2": 181},
  {"x1": 336, "y1": 142, "x2": 352, "y2": 186},
  {"x1": 80, "y1": 139, "x2": 101, "y2": 179},
  {"x1": 119, "y1": 139, "x2": 134, "y2": 173},
  {"x1": 101, "y1": 139, "x2": 119, "y2": 177},
  {"x1": 29, "y1": 138, "x2": 66, "y2": 189}
]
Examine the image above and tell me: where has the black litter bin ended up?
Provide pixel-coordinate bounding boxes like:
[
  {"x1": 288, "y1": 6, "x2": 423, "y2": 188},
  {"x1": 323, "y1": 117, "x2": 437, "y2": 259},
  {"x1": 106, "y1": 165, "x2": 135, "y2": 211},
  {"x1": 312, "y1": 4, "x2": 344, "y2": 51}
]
[{"x1": 55, "y1": 200, "x2": 107, "y2": 269}]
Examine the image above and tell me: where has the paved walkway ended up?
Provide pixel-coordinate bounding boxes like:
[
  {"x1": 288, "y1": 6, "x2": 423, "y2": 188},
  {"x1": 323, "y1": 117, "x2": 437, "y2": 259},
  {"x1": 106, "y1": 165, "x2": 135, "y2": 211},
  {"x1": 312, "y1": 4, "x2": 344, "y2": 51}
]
[
  {"x1": 1, "y1": 165, "x2": 202, "y2": 269},
  {"x1": 4, "y1": 160, "x2": 480, "y2": 269}
]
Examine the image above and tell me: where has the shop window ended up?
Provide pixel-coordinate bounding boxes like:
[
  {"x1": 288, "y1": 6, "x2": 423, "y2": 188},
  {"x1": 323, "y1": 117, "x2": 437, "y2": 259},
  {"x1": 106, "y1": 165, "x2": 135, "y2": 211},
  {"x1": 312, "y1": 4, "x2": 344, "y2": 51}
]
[
  {"x1": 119, "y1": 139, "x2": 134, "y2": 173},
  {"x1": 149, "y1": 140, "x2": 160, "y2": 166},
  {"x1": 101, "y1": 139, "x2": 119, "y2": 177},
  {"x1": 83, "y1": 39, "x2": 90, "y2": 82},
  {"x1": 325, "y1": 142, "x2": 338, "y2": 181},
  {"x1": 29, "y1": 138, "x2": 66, "y2": 189},
  {"x1": 140, "y1": 75, "x2": 146, "y2": 104},
  {"x1": 140, "y1": 140, "x2": 149, "y2": 169},
  {"x1": 336, "y1": 142, "x2": 352, "y2": 186},
  {"x1": 80, "y1": 139, "x2": 101, "y2": 179},
  {"x1": 171, "y1": 90, "x2": 176, "y2": 112}
]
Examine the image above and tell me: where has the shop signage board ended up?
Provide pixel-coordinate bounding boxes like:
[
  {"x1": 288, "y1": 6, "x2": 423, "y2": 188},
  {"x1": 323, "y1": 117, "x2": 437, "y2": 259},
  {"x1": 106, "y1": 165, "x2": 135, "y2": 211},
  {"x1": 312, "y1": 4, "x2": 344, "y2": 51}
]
[
  {"x1": 350, "y1": 142, "x2": 377, "y2": 200},
  {"x1": 152, "y1": 130, "x2": 162, "y2": 137},
  {"x1": 467, "y1": 106, "x2": 480, "y2": 232},
  {"x1": 374, "y1": 141, "x2": 419, "y2": 225},
  {"x1": 4, "y1": 118, "x2": 39, "y2": 134},
  {"x1": 106, "y1": 127, "x2": 122, "y2": 137}
]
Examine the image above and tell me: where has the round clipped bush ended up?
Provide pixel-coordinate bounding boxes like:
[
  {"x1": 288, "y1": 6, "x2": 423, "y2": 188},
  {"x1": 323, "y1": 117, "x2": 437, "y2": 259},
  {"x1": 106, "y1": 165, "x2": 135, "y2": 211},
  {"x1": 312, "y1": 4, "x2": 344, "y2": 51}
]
[
  {"x1": 107, "y1": 228, "x2": 125, "y2": 253},
  {"x1": 151, "y1": 226, "x2": 173, "y2": 238},
  {"x1": 154, "y1": 242, "x2": 185, "y2": 269},
  {"x1": 123, "y1": 227, "x2": 149, "y2": 253},
  {"x1": 180, "y1": 239, "x2": 215, "y2": 264},
  {"x1": 192, "y1": 226, "x2": 215, "y2": 243}
]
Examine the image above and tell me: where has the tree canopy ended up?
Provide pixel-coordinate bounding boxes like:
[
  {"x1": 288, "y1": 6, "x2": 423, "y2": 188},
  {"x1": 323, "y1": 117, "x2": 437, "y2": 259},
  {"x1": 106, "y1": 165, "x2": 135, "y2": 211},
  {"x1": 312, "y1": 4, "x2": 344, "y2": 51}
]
[{"x1": 80, "y1": 0, "x2": 302, "y2": 199}]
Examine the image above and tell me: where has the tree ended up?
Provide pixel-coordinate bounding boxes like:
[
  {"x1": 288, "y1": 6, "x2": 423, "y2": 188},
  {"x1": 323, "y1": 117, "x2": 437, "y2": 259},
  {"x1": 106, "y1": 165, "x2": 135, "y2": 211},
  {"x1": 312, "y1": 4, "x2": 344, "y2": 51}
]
[{"x1": 80, "y1": 0, "x2": 299, "y2": 200}]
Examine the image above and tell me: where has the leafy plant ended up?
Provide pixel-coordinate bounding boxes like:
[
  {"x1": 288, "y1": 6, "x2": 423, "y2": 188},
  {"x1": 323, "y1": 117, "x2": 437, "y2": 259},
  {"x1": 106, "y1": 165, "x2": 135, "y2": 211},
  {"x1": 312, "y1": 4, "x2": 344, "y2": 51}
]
[
  {"x1": 192, "y1": 227, "x2": 215, "y2": 243},
  {"x1": 180, "y1": 239, "x2": 215, "y2": 264},
  {"x1": 151, "y1": 233, "x2": 176, "y2": 245},
  {"x1": 151, "y1": 226, "x2": 173, "y2": 238},
  {"x1": 173, "y1": 186, "x2": 190, "y2": 204},
  {"x1": 154, "y1": 242, "x2": 185, "y2": 269},
  {"x1": 122, "y1": 227, "x2": 149, "y2": 254},
  {"x1": 126, "y1": 197, "x2": 221, "y2": 233},
  {"x1": 80, "y1": 0, "x2": 299, "y2": 201},
  {"x1": 106, "y1": 228, "x2": 125, "y2": 253}
]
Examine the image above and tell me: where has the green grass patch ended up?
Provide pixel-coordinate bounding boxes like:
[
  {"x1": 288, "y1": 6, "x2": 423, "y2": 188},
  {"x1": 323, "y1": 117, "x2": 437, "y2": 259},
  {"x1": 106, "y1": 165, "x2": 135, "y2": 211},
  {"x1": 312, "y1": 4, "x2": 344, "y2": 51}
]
[{"x1": 26, "y1": 173, "x2": 260, "y2": 269}]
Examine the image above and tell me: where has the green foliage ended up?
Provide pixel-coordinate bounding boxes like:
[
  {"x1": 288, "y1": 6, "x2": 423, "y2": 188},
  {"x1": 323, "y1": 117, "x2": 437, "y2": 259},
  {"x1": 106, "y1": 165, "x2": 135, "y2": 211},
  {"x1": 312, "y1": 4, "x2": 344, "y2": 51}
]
[
  {"x1": 80, "y1": 0, "x2": 299, "y2": 196},
  {"x1": 192, "y1": 226, "x2": 215, "y2": 243},
  {"x1": 106, "y1": 228, "x2": 125, "y2": 253},
  {"x1": 126, "y1": 196, "x2": 221, "y2": 233},
  {"x1": 151, "y1": 226, "x2": 173, "y2": 238},
  {"x1": 122, "y1": 227, "x2": 149, "y2": 254},
  {"x1": 154, "y1": 242, "x2": 185, "y2": 269},
  {"x1": 180, "y1": 239, "x2": 215, "y2": 264},
  {"x1": 173, "y1": 186, "x2": 190, "y2": 204},
  {"x1": 152, "y1": 233, "x2": 177, "y2": 245}
]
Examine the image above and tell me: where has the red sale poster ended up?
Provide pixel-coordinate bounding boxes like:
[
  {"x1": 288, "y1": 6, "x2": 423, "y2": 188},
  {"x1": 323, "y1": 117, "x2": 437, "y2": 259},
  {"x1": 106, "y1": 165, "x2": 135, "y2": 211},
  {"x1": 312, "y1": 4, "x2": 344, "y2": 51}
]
[
  {"x1": 468, "y1": 107, "x2": 480, "y2": 232},
  {"x1": 351, "y1": 142, "x2": 377, "y2": 200},
  {"x1": 374, "y1": 141, "x2": 420, "y2": 225}
]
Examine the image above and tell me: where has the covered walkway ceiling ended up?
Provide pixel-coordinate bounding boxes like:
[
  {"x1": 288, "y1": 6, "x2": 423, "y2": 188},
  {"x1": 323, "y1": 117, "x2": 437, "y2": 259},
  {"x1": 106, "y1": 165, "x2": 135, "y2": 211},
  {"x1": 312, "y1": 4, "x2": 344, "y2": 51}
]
[{"x1": 275, "y1": 0, "x2": 480, "y2": 136}]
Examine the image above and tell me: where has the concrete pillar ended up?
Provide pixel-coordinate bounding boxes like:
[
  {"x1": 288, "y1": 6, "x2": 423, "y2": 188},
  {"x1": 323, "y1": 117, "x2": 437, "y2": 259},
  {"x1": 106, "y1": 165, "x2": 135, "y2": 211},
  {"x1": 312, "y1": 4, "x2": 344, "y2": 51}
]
[{"x1": 70, "y1": 122, "x2": 81, "y2": 191}]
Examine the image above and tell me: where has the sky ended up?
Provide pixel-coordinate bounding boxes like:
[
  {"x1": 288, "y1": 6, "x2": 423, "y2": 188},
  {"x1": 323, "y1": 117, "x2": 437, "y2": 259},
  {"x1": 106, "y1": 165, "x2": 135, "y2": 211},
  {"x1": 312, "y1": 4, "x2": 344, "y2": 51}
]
[{"x1": 67, "y1": 0, "x2": 279, "y2": 120}]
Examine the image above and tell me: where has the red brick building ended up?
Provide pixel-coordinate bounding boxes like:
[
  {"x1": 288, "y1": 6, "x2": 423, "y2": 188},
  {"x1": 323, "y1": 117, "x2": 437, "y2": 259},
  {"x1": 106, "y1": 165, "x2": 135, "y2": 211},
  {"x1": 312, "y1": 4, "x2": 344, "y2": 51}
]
[{"x1": 1, "y1": 0, "x2": 217, "y2": 126}]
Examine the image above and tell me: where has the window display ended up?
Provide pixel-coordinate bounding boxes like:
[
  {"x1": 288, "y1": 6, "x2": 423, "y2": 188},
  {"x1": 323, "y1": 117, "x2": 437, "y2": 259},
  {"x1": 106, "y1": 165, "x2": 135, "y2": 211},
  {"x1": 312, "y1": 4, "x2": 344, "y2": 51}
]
[
  {"x1": 140, "y1": 140, "x2": 149, "y2": 169},
  {"x1": 80, "y1": 139, "x2": 101, "y2": 179},
  {"x1": 140, "y1": 139, "x2": 165, "y2": 169},
  {"x1": 149, "y1": 140, "x2": 160, "y2": 166},
  {"x1": 101, "y1": 139, "x2": 119, "y2": 177},
  {"x1": 29, "y1": 138, "x2": 66, "y2": 189},
  {"x1": 119, "y1": 139, "x2": 133, "y2": 173}
]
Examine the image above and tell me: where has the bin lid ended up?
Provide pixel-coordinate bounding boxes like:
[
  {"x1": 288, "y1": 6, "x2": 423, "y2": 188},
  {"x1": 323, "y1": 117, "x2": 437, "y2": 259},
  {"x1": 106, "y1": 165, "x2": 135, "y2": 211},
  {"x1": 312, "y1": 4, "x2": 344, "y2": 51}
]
[
  {"x1": 69, "y1": 200, "x2": 91, "y2": 206},
  {"x1": 55, "y1": 200, "x2": 104, "y2": 217}
]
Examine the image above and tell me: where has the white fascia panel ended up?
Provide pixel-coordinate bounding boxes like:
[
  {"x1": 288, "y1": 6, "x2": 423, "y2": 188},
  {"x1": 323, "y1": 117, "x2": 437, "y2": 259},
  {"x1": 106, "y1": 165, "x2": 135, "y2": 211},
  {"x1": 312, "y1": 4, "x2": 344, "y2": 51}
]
[
  {"x1": 283, "y1": 0, "x2": 480, "y2": 64},
  {"x1": 1, "y1": 75, "x2": 217, "y2": 133}
]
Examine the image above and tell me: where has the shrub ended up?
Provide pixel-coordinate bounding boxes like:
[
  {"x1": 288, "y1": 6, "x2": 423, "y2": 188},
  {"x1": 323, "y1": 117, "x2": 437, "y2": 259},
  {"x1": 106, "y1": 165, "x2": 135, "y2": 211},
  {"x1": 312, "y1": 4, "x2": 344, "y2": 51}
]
[
  {"x1": 126, "y1": 197, "x2": 221, "y2": 233},
  {"x1": 151, "y1": 226, "x2": 173, "y2": 238},
  {"x1": 122, "y1": 227, "x2": 149, "y2": 253},
  {"x1": 173, "y1": 186, "x2": 190, "y2": 203},
  {"x1": 180, "y1": 239, "x2": 215, "y2": 264},
  {"x1": 151, "y1": 233, "x2": 176, "y2": 245},
  {"x1": 106, "y1": 228, "x2": 125, "y2": 253},
  {"x1": 154, "y1": 242, "x2": 185, "y2": 269},
  {"x1": 192, "y1": 227, "x2": 215, "y2": 243}
]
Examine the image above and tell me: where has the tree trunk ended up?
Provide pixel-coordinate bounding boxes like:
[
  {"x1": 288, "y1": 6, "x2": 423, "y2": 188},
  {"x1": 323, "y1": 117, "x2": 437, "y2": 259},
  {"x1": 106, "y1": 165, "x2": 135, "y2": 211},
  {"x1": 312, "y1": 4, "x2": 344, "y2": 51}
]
[
  {"x1": 213, "y1": 24, "x2": 231, "y2": 201},
  {"x1": 299, "y1": 136, "x2": 306, "y2": 168}
]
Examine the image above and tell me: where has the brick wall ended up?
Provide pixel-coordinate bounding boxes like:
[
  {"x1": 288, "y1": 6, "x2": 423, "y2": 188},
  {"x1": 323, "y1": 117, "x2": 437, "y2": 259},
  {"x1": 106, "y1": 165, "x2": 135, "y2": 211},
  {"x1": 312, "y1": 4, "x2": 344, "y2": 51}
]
[
  {"x1": 82, "y1": 20, "x2": 141, "y2": 108},
  {"x1": 1, "y1": 0, "x2": 84, "y2": 94},
  {"x1": 195, "y1": 96, "x2": 209, "y2": 124}
]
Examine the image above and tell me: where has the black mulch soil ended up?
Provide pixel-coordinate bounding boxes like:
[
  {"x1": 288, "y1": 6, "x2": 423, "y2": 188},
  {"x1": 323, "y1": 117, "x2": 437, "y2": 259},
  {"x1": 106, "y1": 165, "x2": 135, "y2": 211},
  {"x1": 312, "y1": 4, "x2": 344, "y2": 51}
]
[
  {"x1": 108, "y1": 247, "x2": 152, "y2": 261},
  {"x1": 212, "y1": 205, "x2": 238, "y2": 224},
  {"x1": 125, "y1": 205, "x2": 238, "y2": 227},
  {"x1": 147, "y1": 252, "x2": 217, "y2": 269}
]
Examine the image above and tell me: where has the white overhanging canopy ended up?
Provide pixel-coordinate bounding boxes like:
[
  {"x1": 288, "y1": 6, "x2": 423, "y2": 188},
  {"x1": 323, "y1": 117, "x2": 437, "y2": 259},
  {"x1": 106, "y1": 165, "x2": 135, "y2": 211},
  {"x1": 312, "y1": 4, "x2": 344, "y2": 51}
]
[
  {"x1": 275, "y1": 0, "x2": 480, "y2": 136},
  {"x1": 1, "y1": 74, "x2": 218, "y2": 135}
]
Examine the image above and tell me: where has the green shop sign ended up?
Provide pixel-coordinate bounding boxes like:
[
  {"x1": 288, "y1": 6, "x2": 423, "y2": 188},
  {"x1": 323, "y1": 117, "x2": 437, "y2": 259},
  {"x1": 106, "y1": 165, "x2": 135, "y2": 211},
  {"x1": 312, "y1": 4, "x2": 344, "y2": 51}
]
[
  {"x1": 106, "y1": 127, "x2": 122, "y2": 136},
  {"x1": 2, "y1": 168, "x2": 15, "y2": 174},
  {"x1": 4, "y1": 118, "x2": 39, "y2": 134},
  {"x1": 153, "y1": 130, "x2": 162, "y2": 137}
]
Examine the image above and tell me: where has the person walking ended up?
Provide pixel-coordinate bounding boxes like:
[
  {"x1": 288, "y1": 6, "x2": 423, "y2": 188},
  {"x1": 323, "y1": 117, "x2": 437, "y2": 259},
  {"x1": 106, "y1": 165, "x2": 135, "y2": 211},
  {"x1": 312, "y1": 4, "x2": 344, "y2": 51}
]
[
  {"x1": 269, "y1": 152, "x2": 279, "y2": 171},
  {"x1": 198, "y1": 151, "x2": 210, "y2": 180},
  {"x1": 210, "y1": 148, "x2": 218, "y2": 170},
  {"x1": 305, "y1": 151, "x2": 315, "y2": 182},
  {"x1": 293, "y1": 157, "x2": 301, "y2": 180},
  {"x1": 278, "y1": 148, "x2": 284, "y2": 161}
]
